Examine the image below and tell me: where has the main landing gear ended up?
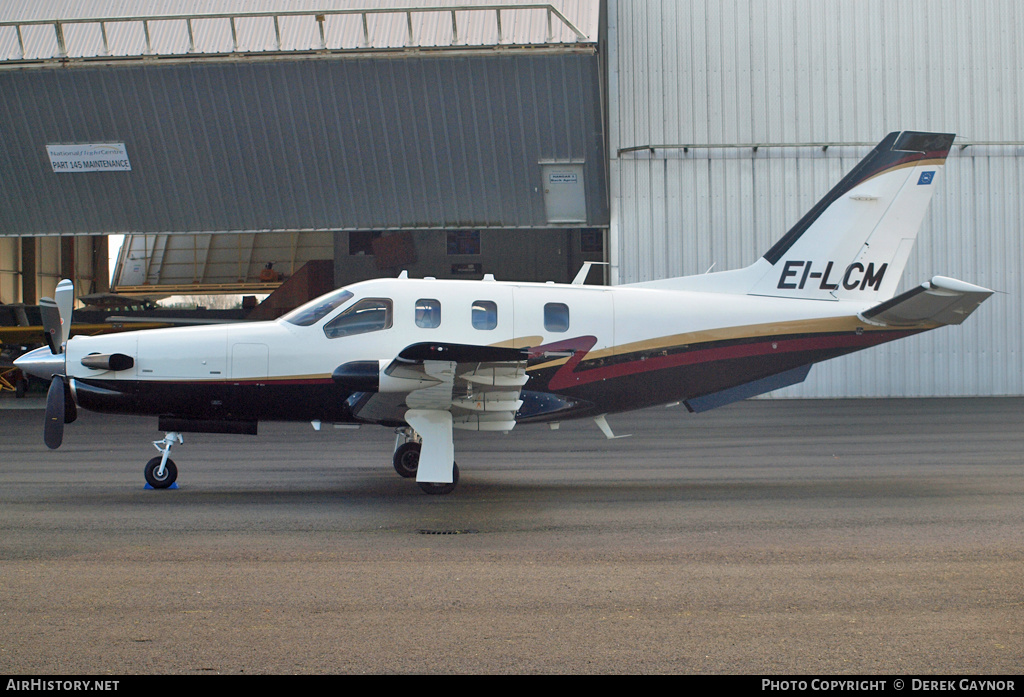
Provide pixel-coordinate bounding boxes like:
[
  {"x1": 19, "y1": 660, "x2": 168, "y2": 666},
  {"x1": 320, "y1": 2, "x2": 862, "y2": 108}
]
[
  {"x1": 145, "y1": 432, "x2": 182, "y2": 489},
  {"x1": 393, "y1": 424, "x2": 459, "y2": 495},
  {"x1": 393, "y1": 429, "x2": 421, "y2": 479}
]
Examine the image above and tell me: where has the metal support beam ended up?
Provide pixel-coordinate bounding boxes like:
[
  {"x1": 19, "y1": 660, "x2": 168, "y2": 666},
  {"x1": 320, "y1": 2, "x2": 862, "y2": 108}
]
[
  {"x1": 20, "y1": 237, "x2": 35, "y2": 305},
  {"x1": 60, "y1": 236, "x2": 75, "y2": 284}
]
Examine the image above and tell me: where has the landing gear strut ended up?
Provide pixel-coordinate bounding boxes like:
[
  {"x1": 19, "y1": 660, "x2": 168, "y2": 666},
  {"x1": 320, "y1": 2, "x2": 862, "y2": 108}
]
[{"x1": 145, "y1": 432, "x2": 182, "y2": 489}]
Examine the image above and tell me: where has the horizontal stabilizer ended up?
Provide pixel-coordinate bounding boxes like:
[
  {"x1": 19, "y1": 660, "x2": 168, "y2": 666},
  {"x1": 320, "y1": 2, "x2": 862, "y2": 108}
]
[{"x1": 861, "y1": 276, "x2": 993, "y2": 327}]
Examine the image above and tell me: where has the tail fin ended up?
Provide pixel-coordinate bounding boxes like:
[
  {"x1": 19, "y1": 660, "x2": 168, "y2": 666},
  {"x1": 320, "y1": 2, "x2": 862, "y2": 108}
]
[{"x1": 748, "y1": 131, "x2": 955, "y2": 301}]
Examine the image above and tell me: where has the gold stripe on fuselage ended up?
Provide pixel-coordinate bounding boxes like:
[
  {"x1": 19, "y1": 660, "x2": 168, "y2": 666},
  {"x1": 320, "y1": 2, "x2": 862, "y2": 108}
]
[{"x1": 527, "y1": 315, "x2": 926, "y2": 372}]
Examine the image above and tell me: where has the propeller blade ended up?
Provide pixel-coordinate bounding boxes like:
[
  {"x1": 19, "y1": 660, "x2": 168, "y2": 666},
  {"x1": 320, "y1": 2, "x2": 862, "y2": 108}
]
[
  {"x1": 64, "y1": 381, "x2": 78, "y2": 424},
  {"x1": 39, "y1": 298, "x2": 61, "y2": 354},
  {"x1": 54, "y1": 279, "x2": 74, "y2": 347},
  {"x1": 44, "y1": 376, "x2": 65, "y2": 450}
]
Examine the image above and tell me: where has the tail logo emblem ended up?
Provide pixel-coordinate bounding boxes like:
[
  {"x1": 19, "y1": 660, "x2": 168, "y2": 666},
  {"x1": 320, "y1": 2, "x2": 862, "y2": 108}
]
[{"x1": 918, "y1": 171, "x2": 935, "y2": 185}]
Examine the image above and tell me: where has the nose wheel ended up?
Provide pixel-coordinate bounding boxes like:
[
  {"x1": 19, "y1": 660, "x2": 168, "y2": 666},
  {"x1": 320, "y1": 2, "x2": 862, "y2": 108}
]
[
  {"x1": 144, "y1": 456, "x2": 178, "y2": 488},
  {"x1": 145, "y1": 432, "x2": 182, "y2": 489}
]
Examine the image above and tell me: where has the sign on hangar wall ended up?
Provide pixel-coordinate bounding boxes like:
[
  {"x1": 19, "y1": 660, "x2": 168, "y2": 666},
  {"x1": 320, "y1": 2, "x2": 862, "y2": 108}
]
[{"x1": 46, "y1": 143, "x2": 131, "y2": 172}]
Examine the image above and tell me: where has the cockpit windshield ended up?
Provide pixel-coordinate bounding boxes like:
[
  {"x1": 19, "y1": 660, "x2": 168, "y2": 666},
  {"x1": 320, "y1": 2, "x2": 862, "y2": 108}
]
[{"x1": 279, "y1": 289, "x2": 354, "y2": 326}]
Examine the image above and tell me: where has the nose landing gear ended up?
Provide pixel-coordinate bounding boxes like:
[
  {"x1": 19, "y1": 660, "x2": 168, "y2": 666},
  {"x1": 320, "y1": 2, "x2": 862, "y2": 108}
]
[{"x1": 145, "y1": 432, "x2": 182, "y2": 489}]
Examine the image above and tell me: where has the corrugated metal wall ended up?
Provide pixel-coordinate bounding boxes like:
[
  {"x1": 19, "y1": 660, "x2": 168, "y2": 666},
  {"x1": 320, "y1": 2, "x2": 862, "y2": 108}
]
[
  {"x1": 0, "y1": 52, "x2": 607, "y2": 236},
  {"x1": 608, "y1": 0, "x2": 1023, "y2": 397}
]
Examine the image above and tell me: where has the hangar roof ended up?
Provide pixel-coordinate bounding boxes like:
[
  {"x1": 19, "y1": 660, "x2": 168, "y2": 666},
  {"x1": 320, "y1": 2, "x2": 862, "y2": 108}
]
[{"x1": 0, "y1": 1, "x2": 597, "y2": 62}]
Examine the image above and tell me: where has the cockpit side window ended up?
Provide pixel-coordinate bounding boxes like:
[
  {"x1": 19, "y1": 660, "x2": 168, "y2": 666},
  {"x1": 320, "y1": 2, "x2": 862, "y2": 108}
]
[
  {"x1": 323, "y1": 298, "x2": 393, "y2": 339},
  {"x1": 472, "y1": 300, "x2": 498, "y2": 330},
  {"x1": 280, "y1": 290, "x2": 354, "y2": 326},
  {"x1": 415, "y1": 299, "x2": 441, "y2": 328}
]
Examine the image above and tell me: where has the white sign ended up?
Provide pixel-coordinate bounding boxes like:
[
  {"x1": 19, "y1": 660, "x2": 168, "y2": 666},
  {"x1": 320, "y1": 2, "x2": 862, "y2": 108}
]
[
  {"x1": 47, "y1": 143, "x2": 131, "y2": 173},
  {"x1": 548, "y1": 171, "x2": 578, "y2": 184}
]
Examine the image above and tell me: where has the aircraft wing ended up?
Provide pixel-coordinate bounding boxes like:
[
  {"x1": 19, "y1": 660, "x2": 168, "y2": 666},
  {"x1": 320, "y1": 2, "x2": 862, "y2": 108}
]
[
  {"x1": 335, "y1": 342, "x2": 531, "y2": 430},
  {"x1": 860, "y1": 276, "x2": 994, "y2": 327}
]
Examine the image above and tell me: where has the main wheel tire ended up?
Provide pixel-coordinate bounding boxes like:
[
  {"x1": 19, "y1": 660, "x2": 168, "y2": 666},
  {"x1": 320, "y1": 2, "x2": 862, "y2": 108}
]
[
  {"x1": 144, "y1": 456, "x2": 178, "y2": 489},
  {"x1": 417, "y1": 462, "x2": 459, "y2": 496},
  {"x1": 393, "y1": 442, "x2": 421, "y2": 478}
]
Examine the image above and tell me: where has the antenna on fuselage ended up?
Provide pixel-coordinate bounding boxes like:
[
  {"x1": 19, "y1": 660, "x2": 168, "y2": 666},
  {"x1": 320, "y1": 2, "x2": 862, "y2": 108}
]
[{"x1": 572, "y1": 261, "x2": 609, "y2": 285}]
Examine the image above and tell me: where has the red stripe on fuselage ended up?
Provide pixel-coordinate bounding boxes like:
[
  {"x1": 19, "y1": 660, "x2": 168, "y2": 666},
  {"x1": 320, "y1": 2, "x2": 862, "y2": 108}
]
[{"x1": 543, "y1": 329, "x2": 921, "y2": 391}]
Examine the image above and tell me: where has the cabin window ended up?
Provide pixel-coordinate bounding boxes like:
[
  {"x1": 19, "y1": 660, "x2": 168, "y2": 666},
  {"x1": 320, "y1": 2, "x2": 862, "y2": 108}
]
[
  {"x1": 415, "y1": 299, "x2": 441, "y2": 328},
  {"x1": 472, "y1": 300, "x2": 498, "y2": 330},
  {"x1": 323, "y1": 298, "x2": 393, "y2": 339},
  {"x1": 280, "y1": 290, "x2": 354, "y2": 326},
  {"x1": 544, "y1": 303, "x2": 570, "y2": 332}
]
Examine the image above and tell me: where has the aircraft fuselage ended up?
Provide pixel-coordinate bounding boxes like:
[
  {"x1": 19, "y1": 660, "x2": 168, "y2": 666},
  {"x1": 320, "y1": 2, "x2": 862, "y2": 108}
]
[{"x1": 58, "y1": 276, "x2": 917, "y2": 430}]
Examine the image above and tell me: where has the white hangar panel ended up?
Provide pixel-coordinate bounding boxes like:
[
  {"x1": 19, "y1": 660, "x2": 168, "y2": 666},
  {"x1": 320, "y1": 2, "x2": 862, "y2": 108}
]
[
  {"x1": 615, "y1": 145, "x2": 874, "y2": 282},
  {"x1": 610, "y1": 0, "x2": 1024, "y2": 145},
  {"x1": 608, "y1": 0, "x2": 1023, "y2": 397},
  {"x1": 780, "y1": 145, "x2": 1021, "y2": 398}
]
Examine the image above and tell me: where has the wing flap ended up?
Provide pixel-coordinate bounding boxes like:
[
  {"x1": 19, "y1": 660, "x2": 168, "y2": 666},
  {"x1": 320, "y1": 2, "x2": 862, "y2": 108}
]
[
  {"x1": 341, "y1": 342, "x2": 531, "y2": 429},
  {"x1": 861, "y1": 276, "x2": 993, "y2": 327}
]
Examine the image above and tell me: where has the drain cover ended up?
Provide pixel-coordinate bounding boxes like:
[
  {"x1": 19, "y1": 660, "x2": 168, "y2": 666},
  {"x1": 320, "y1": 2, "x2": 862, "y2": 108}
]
[{"x1": 417, "y1": 528, "x2": 479, "y2": 535}]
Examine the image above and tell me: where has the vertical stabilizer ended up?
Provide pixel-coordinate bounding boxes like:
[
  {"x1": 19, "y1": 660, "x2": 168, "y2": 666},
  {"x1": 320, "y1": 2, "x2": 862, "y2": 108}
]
[{"x1": 748, "y1": 131, "x2": 955, "y2": 302}]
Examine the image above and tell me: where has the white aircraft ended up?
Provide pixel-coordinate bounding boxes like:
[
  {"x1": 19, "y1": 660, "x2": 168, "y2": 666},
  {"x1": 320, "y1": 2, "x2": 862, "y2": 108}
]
[{"x1": 16, "y1": 131, "x2": 993, "y2": 494}]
